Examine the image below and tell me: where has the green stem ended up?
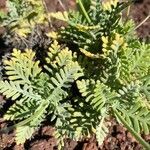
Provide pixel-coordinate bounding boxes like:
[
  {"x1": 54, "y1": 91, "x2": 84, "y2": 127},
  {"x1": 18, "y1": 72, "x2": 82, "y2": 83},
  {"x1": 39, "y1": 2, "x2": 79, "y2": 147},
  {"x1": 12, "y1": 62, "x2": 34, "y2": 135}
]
[
  {"x1": 114, "y1": 109, "x2": 150, "y2": 150},
  {"x1": 76, "y1": 0, "x2": 91, "y2": 23}
]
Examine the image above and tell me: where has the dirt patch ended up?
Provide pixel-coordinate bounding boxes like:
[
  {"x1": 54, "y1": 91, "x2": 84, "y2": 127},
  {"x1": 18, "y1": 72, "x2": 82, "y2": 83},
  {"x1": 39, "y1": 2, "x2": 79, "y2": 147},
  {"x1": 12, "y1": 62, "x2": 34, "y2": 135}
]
[
  {"x1": 130, "y1": 0, "x2": 150, "y2": 39},
  {"x1": 1, "y1": 119, "x2": 150, "y2": 150}
]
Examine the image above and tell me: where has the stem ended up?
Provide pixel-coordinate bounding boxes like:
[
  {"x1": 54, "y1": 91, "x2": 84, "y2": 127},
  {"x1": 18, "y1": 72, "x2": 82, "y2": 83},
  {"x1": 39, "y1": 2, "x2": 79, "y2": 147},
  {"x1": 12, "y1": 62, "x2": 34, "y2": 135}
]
[
  {"x1": 57, "y1": 0, "x2": 66, "y2": 11},
  {"x1": 126, "y1": 5, "x2": 131, "y2": 18},
  {"x1": 76, "y1": 0, "x2": 91, "y2": 23},
  {"x1": 42, "y1": 0, "x2": 52, "y2": 28},
  {"x1": 134, "y1": 14, "x2": 150, "y2": 30},
  {"x1": 114, "y1": 109, "x2": 150, "y2": 150}
]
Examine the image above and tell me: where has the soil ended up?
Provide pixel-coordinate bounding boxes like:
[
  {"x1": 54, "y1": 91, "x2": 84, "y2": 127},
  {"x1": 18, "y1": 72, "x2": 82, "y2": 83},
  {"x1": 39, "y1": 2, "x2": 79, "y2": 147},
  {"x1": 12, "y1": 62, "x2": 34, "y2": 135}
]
[
  {"x1": 0, "y1": 0, "x2": 150, "y2": 150},
  {"x1": 130, "y1": 0, "x2": 150, "y2": 40}
]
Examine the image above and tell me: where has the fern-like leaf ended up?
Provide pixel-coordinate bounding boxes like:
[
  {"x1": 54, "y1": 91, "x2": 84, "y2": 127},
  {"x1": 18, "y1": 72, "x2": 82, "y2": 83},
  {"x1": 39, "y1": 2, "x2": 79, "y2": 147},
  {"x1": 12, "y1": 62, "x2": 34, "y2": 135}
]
[
  {"x1": 3, "y1": 49, "x2": 41, "y2": 85},
  {"x1": 4, "y1": 100, "x2": 39, "y2": 120},
  {"x1": 15, "y1": 100, "x2": 47, "y2": 144},
  {"x1": 16, "y1": 126, "x2": 35, "y2": 145},
  {"x1": 116, "y1": 104, "x2": 150, "y2": 135},
  {"x1": 96, "y1": 117, "x2": 108, "y2": 146},
  {"x1": 50, "y1": 11, "x2": 69, "y2": 22},
  {"x1": 0, "y1": 81, "x2": 41, "y2": 101},
  {"x1": 77, "y1": 79, "x2": 117, "y2": 112}
]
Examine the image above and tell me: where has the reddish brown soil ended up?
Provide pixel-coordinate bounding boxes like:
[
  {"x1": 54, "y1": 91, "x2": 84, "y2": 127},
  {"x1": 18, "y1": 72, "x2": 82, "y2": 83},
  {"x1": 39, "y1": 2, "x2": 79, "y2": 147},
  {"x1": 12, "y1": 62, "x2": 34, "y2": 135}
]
[
  {"x1": 130, "y1": 0, "x2": 150, "y2": 39},
  {"x1": 0, "y1": 0, "x2": 150, "y2": 150},
  {"x1": 1, "y1": 118, "x2": 150, "y2": 150},
  {"x1": 0, "y1": 0, "x2": 7, "y2": 13}
]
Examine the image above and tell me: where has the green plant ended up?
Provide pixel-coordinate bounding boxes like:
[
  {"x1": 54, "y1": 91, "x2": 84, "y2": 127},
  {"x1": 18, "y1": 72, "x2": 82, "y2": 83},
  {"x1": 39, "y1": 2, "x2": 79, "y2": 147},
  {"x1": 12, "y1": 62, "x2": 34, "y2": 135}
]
[
  {"x1": 0, "y1": 41, "x2": 83, "y2": 145},
  {"x1": 1, "y1": 0, "x2": 51, "y2": 49},
  {"x1": 0, "y1": 0, "x2": 150, "y2": 149},
  {"x1": 1, "y1": 0, "x2": 49, "y2": 37},
  {"x1": 48, "y1": 0, "x2": 150, "y2": 149},
  {"x1": 49, "y1": 0, "x2": 132, "y2": 56}
]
